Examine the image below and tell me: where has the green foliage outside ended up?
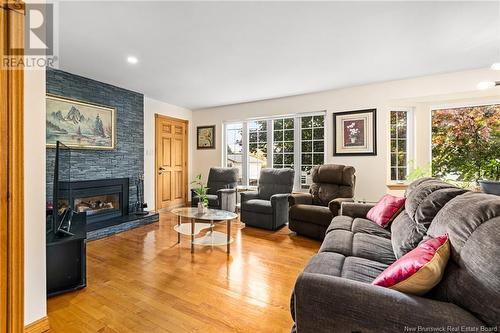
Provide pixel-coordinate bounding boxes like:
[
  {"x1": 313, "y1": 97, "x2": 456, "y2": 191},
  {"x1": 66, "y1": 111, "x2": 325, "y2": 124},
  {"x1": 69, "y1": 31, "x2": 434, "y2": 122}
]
[{"x1": 431, "y1": 105, "x2": 500, "y2": 182}]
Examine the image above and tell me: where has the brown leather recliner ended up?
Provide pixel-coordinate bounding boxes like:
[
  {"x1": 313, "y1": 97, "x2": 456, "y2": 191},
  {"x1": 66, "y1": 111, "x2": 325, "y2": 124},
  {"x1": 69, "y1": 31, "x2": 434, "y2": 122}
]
[{"x1": 288, "y1": 164, "x2": 356, "y2": 240}]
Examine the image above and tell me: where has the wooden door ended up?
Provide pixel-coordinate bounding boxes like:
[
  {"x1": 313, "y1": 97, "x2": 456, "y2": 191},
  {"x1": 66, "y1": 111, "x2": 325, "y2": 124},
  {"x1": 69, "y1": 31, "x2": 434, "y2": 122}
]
[
  {"x1": 155, "y1": 115, "x2": 188, "y2": 210},
  {"x1": 1, "y1": 1, "x2": 25, "y2": 332}
]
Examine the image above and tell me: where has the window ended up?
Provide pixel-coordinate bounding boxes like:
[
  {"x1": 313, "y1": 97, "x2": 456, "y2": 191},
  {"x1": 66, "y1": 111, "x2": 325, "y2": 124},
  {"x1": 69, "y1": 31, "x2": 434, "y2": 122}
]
[
  {"x1": 273, "y1": 118, "x2": 295, "y2": 169},
  {"x1": 432, "y1": 104, "x2": 500, "y2": 182},
  {"x1": 248, "y1": 120, "x2": 268, "y2": 185},
  {"x1": 300, "y1": 115, "x2": 325, "y2": 188},
  {"x1": 224, "y1": 112, "x2": 326, "y2": 189},
  {"x1": 390, "y1": 110, "x2": 410, "y2": 182},
  {"x1": 225, "y1": 123, "x2": 243, "y2": 184}
]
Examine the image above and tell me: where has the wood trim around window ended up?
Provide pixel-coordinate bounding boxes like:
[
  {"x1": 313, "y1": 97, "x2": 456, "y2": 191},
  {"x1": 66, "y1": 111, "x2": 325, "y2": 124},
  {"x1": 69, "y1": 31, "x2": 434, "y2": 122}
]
[
  {"x1": 386, "y1": 183, "x2": 409, "y2": 191},
  {"x1": 1, "y1": 1, "x2": 25, "y2": 332}
]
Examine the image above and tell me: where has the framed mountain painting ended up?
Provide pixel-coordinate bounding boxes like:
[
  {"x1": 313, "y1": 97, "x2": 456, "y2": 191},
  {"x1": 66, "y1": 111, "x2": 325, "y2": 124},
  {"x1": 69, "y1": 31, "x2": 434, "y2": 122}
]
[
  {"x1": 333, "y1": 109, "x2": 376, "y2": 156},
  {"x1": 46, "y1": 94, "x2": 116, "y2": 150}
]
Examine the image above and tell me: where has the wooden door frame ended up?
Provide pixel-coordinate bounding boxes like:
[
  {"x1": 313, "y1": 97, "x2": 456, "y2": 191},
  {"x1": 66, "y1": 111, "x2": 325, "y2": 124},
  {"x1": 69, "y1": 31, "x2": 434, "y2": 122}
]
[
  {"x1": 154, "y1": 114, "x2": 189, "y2": 211},
  {"x1": 1, "y1": 1, "x2": 25, "y2": 332}
]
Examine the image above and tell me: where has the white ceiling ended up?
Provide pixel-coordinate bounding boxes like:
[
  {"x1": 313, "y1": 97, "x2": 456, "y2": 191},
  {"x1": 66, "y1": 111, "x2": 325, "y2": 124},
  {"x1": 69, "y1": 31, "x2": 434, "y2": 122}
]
[{"x1": 57, "y1": 1, "x2": 500, "y2": 110}]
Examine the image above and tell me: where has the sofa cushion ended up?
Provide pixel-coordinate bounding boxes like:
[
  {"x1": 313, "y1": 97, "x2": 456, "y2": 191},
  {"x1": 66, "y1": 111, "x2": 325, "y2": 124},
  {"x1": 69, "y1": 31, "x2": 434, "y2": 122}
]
[
  {"x1": 351, "y1": 218, "x2": 392, "y2": 239},
  {"x1": 292, "y1": 252, "x2": 387, "y2": 324},
  {"x1": 304, "y1": 252, "x2": 388, "y2": 284},
  {"x1": 242, "y1": 199, "x2": 272, "y2": 214},
  {"x1": 372, "y1": 234, "x2": 450, "y2": 296},
  {"x1": 310, "y1": 184, "x2": 354, "y2": 206},
  {"x1": 206, "y1": 167, "x2": 238, "y2": 194},
  {"x1": 289, "y1": 204, "x2": 332, "y2": 227},
  {"x1": 311, "y1": 164, "x2": 355, "y2": 186},
  {"x1": 426, "y1": 192, "x2": 500, "y2": 326},
  {"x1": 258, "y1": 168, "x2": 294, "y2": 200},
  {"x1": 309, "y1": 164, "x2": 355, "y2": 206},
  {"x1": 366, "y1": 194, "x2": 405, "y2": 228},
  {"x1": 326, "y1": 216, "x2": 391, "y2": 239},
  {"x1": 390, "y1": 210, "x2": 427, "y2": 259},
  {"x1": 325, "y1": 215, "x2": 354, "y2": 233},
  {"x1": 405, "y1": 179, "x2": 467, "y2": 228},
  {"x1": 320, "y1": 229, "x2": 396, "y2": 265}
]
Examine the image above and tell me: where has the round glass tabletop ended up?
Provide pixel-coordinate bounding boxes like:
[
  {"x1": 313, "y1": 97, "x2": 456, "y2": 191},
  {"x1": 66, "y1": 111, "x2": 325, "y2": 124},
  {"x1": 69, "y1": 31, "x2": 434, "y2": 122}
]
[{"x1": 171, "y1": 207, "x2": 238, "y2": 221}]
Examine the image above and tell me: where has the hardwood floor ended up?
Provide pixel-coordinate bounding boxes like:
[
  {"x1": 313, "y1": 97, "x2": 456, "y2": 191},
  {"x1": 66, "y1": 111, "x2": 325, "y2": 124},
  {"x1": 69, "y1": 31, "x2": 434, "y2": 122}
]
[{"x1": 47, "y1": 212, "x2": 320, "y2": 332}]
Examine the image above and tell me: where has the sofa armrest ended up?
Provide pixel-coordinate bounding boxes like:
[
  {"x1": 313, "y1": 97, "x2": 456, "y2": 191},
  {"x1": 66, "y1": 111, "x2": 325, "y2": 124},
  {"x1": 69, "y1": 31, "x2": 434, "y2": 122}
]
[
  {"x1": 217, "y1": 188, "x2": 236, "y2": 195},
  {"x1": 240, "y1": 191, "x2": 259, "y2": 203},
  {"x1": 340, "y1": 201, "x2": 375, "y2": 218},
  {"x1": 288, "y1": 193, "x2": 313, "y2": 206},
  {"x1": 217, "y1": 188, "x2": 237, "y2": 212},
  {"x1": 293, "y1": 272, "x2": 484, "y2": 333},
  {"x1": 271, "y1": 193, "x2": 290, "y2": 229},
  {"x1": 271, "y1": 193, "x2": 290, "y2": 206},
  {"x1": 328, "y1": 198, "x2": 354, "y2": 216},
  {"x1": 190, "y1": 189, "x2": 198, "y2": 206}
]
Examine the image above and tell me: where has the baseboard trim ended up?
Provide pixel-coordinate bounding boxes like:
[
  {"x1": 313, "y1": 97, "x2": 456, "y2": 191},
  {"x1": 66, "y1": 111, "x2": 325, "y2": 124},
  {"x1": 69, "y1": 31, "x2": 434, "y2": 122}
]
[{"x1": 24, "y1": 316, "x2": 50, "y2": 333}]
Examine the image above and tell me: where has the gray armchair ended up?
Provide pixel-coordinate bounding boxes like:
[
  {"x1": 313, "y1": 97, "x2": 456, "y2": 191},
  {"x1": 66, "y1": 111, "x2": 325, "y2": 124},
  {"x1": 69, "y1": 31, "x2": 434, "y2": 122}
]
[
  {"x1": 240, "y1": 168, "x2": 295, "y2": 230},
  {"x1": 191, "y1": 167, "x2": 238, "y2": 212}
]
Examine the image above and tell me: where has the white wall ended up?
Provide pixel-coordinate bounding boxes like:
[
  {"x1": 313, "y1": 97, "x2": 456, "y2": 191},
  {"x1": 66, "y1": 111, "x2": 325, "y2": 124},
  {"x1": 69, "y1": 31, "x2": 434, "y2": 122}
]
[
  {"x1": 24, "y1": 67, "x2": 47, "y2": 325},
  {"x1": 143, "y1": 97, "x2": 193, "y2": 209},
  {"x1": 192, "y1": 68, "x2": 500, "y2": 201}
]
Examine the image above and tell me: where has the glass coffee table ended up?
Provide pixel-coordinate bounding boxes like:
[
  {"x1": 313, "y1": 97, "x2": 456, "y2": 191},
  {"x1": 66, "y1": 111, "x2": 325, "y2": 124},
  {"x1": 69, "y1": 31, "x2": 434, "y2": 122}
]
[{"x1": 171, "y1": 207, "x2": 238, "y2": 254}]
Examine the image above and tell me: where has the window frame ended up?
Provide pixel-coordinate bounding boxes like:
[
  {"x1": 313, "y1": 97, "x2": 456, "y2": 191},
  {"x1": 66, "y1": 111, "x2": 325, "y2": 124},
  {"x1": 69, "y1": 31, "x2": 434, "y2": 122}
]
[
  {"x1": 388, "y1": 107, "x2": 414, "y2": 183},
  {"x1": 299, "y1": 114, "x2": 326, "y2": 189},
  {"x1": 223, "y1": 111, "x2": 326, "y2": 190},
  {"x1": 224, "y1": 122, "x2": 245, "y2": 185}
]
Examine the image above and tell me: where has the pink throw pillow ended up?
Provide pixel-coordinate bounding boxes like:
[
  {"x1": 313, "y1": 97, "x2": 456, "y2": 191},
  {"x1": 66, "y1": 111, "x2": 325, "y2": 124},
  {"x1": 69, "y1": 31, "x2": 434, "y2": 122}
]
[
  {"x1": 366, "y1": 194, "x2": 405, "y2": 228},
  {"x1": 372, "y1": 234, "x2": 450, "y2": 295}
]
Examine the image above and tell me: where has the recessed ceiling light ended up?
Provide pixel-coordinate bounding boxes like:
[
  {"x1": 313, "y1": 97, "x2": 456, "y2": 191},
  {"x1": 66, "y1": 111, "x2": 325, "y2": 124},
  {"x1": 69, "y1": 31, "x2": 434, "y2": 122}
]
[
  {"x1": 477, "y1": 81, "x2": 497, "y2": 90},
  {"x1": 127, "y1": 56, "x2": 138, "y2": 64},
  {"x1": 491, "y1": 63, "x2": 500, "y2": 71}
]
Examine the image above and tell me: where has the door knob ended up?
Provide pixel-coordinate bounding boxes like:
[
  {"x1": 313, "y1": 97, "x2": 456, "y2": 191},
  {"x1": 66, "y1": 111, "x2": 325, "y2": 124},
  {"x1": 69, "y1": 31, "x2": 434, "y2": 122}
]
[{"x1": 159, "y1": 167, "x2": 165, "y2": 171}]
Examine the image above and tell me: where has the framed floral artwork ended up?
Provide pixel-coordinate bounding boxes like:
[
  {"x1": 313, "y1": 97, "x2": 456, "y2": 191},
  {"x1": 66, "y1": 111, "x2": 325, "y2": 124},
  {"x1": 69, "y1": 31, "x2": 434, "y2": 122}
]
[
  {"x1": 197, "y1": 125, "x2": 216, "y2": 149},
  {"x1": 333, "y1": 109, "x2": 377, "y2": 156}
]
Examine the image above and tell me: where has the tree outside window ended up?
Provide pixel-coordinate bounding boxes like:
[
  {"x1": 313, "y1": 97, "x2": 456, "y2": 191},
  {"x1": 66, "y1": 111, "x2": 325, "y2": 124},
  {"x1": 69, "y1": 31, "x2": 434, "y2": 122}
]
[{"x1": 432, "y1": 104, "x2": 500, "y2": 183}]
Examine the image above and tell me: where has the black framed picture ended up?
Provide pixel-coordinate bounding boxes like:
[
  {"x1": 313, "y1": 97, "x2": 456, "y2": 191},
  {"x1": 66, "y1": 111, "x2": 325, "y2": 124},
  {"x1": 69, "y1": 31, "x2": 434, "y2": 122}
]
[
  {"x1": 333, "y1": 109, "x2": 377, "y2": 156},
  {"x1": 197, "y1": 125, "x2": 216, "y2": 149}
]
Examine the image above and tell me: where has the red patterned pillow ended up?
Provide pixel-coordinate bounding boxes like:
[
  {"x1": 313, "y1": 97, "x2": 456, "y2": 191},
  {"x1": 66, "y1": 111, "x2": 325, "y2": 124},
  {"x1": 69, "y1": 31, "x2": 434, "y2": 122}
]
[
  {"x1": 366, "y1": 194, "x2": 405, "y2": 228},
  {"x1": 372, "y1": 234, "x2": 450, "y2": 295}
]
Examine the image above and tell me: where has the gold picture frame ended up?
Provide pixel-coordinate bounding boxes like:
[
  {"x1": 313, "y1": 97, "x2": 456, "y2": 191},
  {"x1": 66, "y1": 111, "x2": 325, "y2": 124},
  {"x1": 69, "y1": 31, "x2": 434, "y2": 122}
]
[{"x1": 46, "y1": 94, "x2": 116, "y2": 150}]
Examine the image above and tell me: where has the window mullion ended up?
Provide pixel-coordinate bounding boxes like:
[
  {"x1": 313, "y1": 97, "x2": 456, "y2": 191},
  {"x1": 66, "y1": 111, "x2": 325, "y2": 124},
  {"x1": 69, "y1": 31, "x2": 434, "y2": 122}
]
[{"x1": 294, "y1": 117, "x2": 301, "y2": 190}]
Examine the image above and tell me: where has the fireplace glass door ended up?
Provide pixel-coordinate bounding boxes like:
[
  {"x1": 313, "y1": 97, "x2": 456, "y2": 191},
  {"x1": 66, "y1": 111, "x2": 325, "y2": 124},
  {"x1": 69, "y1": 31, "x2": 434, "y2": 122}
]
[{"x1": 74, "y1": 193, "x2": 121, "y2": 220}]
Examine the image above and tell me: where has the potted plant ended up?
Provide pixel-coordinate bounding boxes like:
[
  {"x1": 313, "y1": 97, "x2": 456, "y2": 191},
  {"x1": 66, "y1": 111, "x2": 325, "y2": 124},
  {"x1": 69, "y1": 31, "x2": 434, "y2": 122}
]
[
  {"x1": 479, "y1": 159, "x2": 500, "y2": 195},
  {"x1": 191, "y1": 174, "x2": 209, "y2": 213}
]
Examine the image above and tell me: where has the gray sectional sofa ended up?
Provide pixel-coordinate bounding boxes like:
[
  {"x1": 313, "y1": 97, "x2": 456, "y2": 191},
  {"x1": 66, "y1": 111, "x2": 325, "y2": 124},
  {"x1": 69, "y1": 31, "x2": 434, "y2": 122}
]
[{"x1": 291, "y1": 178, "x2": 500, "y2": 332}]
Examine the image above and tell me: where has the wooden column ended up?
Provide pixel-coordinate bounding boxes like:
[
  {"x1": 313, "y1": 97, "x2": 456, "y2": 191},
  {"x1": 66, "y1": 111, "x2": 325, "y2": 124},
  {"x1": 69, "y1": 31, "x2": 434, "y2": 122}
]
[{"x1": 0, "y1": 1, "x2": 25, "y2": 333}]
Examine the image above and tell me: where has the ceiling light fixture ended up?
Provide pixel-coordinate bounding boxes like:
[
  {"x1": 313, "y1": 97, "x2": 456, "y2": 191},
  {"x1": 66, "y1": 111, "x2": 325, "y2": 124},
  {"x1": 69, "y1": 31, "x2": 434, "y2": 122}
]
[
  {"x1": 477, "y1": 81, "x2": 499, "y2": 90},
  {"x1": 127, "y1": 56, "x2": 138, "y2": 64}
]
